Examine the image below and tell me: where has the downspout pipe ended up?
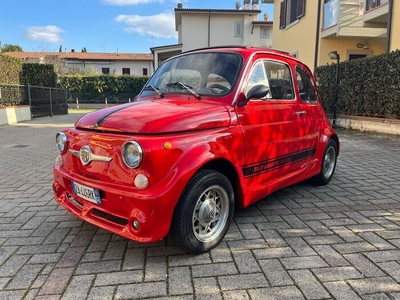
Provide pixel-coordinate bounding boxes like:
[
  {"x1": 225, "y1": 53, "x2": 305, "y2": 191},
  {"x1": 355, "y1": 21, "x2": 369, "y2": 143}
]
[
  {"x1": 208, "y1": 11, "x2": 211, "y2": 47},
  {"x1": 385, "y1": 0, "x2": 393, "y2": 53},
  {"x1": 314, "y1": 0, "x2": 322, "y2": 69}
]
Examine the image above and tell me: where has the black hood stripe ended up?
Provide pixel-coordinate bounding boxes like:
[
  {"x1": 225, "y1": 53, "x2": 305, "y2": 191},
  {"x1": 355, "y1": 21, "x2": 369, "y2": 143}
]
[{"x1": 93, "y1": 101, "x2": 148, "y2": 129}]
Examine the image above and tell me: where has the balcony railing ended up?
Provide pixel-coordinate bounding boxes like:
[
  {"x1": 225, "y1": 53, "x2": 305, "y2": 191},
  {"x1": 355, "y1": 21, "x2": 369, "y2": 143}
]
[{"x1": 322, "y1": 0, "x2": 387, "y2": 38}]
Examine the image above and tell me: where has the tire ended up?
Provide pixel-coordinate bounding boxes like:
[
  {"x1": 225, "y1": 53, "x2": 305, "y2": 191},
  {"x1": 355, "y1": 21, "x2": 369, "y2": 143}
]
[
  {"x1": 170, "y1": 169, "x2": 234, "y2": 254},
  {"x1": 313, "y1": 139, "x2": 338, "y2": 186}
]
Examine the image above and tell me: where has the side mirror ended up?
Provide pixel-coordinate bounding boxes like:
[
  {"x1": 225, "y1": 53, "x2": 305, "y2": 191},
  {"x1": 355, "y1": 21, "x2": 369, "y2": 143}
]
[{"x1": 238, "y1": 84, "x2": 269, "y2": 107}]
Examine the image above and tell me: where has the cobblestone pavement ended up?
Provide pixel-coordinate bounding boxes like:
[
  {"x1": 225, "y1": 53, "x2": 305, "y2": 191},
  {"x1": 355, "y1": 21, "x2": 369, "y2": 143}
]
[{"x1": 1, "y1": 112, "x2": 400, "y2": 300}]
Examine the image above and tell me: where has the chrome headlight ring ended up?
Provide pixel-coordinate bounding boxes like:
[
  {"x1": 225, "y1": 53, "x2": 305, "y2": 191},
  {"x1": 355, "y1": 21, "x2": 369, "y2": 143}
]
[
  {"x1": 122, "y1": 141, "x2": 143, "y2": 168},
  {"x1": 56, "y1": 132, "x2": 67, "y2": 153}
]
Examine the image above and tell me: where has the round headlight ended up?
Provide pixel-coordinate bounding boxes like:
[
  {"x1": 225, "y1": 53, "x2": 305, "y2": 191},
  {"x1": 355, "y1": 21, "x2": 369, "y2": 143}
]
[
  {"x1": 122, "y1": 141, "x2": 143, "y2": 168},
  {"x1": 56, "y1": 132, "x2": 67, "y2": 153}
]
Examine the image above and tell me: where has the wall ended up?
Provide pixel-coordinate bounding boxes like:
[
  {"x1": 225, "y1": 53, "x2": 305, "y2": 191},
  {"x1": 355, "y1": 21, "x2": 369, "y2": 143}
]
[
  {"x1": 390, "y1": 0, "x2": 399, "y2": 51},
  {"x1": 0, "y1": 106, "x2": 31, "y2": 126},
  {"x1": 181, "y1": 14, "x2": 211, "y2": 52},
  {"x1": 180, "y1": 12, "x2": 264, "y2": 52},
  {"x1": 65, "y1": 60, "x2": 153, "y2": 76},
  {"x1": 318, "y1": 38, "x2": 384, "y2": 66},
  {"x1": 271, "y1": 1, "x2": 319, "y2": 69}
]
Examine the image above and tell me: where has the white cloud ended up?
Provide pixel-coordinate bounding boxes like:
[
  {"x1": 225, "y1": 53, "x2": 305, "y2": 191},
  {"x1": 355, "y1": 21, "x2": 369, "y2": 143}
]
[
  {"x1": 103, "y1": 0, "x2": 161, "y2": 5},
  {"x1": 115, "y1": 13, "x2": 177, "y2": 39},
  {"x1": 25, "y1": 25, "x2": 64, "y2": 44}
]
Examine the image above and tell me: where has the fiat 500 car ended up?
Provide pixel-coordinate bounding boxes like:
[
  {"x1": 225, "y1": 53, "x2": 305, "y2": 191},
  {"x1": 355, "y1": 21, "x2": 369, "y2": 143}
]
[{"x1": 53, "y1": 46, "x2": 339, "y2": 254}]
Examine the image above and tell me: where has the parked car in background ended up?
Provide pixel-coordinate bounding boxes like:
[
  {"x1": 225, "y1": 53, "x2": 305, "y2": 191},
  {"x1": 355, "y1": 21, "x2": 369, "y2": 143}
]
[{"x1": 53, "y1": 46, "x2": 339, "y2": 254}]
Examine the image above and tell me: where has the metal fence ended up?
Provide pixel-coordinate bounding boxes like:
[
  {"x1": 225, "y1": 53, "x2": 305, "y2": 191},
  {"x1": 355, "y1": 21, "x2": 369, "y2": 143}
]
[{"x1": 0, "y1": 84, "x2": 68, "y2": 118}]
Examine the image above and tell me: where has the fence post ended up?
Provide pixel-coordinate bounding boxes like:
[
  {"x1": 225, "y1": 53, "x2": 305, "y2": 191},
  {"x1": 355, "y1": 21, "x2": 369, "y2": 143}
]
[
  {"x1": 76, "y1": 97, "x2": 79, "y2": 110},
  {"x1": 49, "y1": 88, "x2": 53, "y2": 117},
  {"x1": 65, "y1": 90, "x2": 68, "y2": 114},
  {"x1": 26, "y1": 84, "x2": 32, "y2": 118},
  {"x1": 105, "y1": 97, "x2": 108, "y2": 108},
  {"x1": 129, "y1": 98, "x2": 131, "y2": 103},
  {"x1": 27, "y1": 84, "x2": 31, "y2": 106}
]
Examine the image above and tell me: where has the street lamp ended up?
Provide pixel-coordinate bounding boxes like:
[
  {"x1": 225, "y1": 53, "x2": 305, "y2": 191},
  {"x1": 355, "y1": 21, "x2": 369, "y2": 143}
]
[{"x1": 328, "y1": 51, "x2": 340, "y2": 128}]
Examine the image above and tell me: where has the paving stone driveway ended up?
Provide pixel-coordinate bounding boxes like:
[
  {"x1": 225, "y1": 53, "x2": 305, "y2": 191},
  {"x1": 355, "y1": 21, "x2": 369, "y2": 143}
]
[{"x1": 1, "y1": 112, "x2": 400, "y2": 300}]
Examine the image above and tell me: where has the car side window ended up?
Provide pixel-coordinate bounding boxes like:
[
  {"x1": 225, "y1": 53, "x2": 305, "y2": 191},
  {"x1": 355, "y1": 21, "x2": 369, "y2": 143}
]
[
  {"x1": 245, "y1": 60, "x2": 294, "y2": 100},
  {"x1": 296, "y1": 66, "x2": 318, "y2": 102},
  {"x1": 264, "y1": 61, "x2": 294, "y2": 100},
  {"x1": 245, "y1": 61, "x2": 269, "y2": 97}
]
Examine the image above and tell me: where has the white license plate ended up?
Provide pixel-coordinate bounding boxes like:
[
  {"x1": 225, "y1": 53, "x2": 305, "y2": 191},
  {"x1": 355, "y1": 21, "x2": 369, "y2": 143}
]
[{"x1": 71, "y1": 181, "x2": 101, "y2": 205}]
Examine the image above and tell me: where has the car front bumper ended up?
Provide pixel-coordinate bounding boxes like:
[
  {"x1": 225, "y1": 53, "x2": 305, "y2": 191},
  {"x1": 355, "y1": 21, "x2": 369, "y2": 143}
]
[{"x1": 53, "y1": 165, "x2": 177, "y2": 243}]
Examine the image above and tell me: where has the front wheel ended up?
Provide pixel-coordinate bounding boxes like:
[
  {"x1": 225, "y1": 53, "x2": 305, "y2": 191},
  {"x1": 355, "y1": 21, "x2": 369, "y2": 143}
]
[
  {"x1": 170, "y1": 169, "x2": 234, "y2": 254},
  {"x1": 313, "y1": 139, "x2": 338, "y2": 185}
]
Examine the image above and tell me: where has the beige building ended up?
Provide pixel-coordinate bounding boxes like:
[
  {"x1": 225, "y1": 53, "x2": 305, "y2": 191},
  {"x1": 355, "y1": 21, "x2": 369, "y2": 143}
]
[
  {"x1": 265, "y1": 0, "x2": 397, "y2": 69},
  {"x1": 152, "y1": 1, "x2": 273, "y2": 69},
  {"x1": 4, "y1": 51, "x2": 154, "y2": 76}
]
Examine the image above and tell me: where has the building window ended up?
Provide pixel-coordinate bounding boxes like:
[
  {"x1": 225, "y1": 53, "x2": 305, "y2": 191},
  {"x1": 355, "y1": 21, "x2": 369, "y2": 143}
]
[
  {"x1": 348, "y1": 54, "x2": 367, "y2": 60},
  {"x1": 234, "y1": 21, "x2": 243, "y2": 37},
  {"x1": 261, "y1": 27, "x2": 270, "y2": 38},
  {"x1": 143, "y1": 68, "x2": 148, "y2": 76},
  {"x1": 102, "y1": 68, "x2": 110, "y2": 75},
  {"x1": 122, "y1": 68, "x2": 130, "y2": 75},
  {"x1": 279, "y1": 0, "x2": 306, "y2": 29},
  {"x1": 366, "y1": 0, "x2": 388, "y2": 11}
]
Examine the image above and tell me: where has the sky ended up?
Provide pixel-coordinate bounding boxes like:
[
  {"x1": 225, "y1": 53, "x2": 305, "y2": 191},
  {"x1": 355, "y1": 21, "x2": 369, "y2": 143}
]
[{"x1": 0, "y1": 0, "x2": 274, "y2": 54}]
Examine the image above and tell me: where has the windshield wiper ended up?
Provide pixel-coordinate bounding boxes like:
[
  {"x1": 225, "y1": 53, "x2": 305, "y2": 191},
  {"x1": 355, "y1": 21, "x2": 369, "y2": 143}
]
[
  {"x1": 166, "y1": 82, "x2": 201, "y2": 100},
  {"x1": 143, "y1": 85, "x2": 164, "y2": 97}
]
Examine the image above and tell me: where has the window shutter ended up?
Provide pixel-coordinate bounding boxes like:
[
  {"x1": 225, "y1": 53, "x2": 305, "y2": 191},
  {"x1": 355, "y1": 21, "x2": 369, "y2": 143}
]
[
  {"x1": 297, "y1": 0, "x2": 305, "y2": 19},
  {"x1": 279, "y1": 0, "x2": 287, "y2": 29}
]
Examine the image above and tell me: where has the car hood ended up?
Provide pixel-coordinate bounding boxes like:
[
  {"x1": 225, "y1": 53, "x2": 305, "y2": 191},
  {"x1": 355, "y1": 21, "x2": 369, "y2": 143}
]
[{"x1": 75, "y1": 100, "x2": 231, "y2": 134}]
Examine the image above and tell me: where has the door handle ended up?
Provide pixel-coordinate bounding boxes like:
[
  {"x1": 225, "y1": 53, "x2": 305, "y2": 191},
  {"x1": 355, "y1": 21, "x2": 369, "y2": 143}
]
[{"x1": 294, "y1": 111, "x2": 307, "y2": 116}]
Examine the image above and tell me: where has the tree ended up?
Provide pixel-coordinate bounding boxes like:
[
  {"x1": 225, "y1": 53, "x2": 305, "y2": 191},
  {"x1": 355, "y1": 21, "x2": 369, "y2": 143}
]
[
  {"x1": 59, "y1": 45, "x2": 63, "y2": 53},
  {"x1": 1, "y1": 44, "x2": 23, "y2": 53}
]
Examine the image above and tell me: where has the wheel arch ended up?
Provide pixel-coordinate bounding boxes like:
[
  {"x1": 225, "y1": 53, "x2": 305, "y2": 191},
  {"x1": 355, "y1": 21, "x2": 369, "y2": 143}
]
[
  {"x1": 199, "y1": 158, "x2": 242, "y2": 207},
  {"x1": 330, "y1": 133, "x2": 340, "y2": 155}
]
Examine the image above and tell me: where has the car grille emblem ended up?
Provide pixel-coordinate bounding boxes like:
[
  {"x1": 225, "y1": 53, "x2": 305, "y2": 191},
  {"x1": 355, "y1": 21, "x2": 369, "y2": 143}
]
[
  {"x1": 69, "y1": 146, "x2": 112, "y2": 166},
  {"x1": 80, "y1": 146, "x2": 92, "y2": 165}
]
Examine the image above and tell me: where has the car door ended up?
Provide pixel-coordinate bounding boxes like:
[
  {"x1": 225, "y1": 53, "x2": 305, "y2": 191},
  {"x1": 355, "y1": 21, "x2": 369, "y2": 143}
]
[
  {"x1": 296, "y1": 65, "x2": 321, "y2": 152},
  {"x1": 237, "y1": 58, "x2": 309, "y2": 191}
]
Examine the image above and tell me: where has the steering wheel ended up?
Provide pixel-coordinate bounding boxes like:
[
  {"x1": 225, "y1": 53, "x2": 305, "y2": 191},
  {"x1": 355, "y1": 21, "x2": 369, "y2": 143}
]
[{"x1": 207, "y1": 84, "x2": 230, "y2": 94}]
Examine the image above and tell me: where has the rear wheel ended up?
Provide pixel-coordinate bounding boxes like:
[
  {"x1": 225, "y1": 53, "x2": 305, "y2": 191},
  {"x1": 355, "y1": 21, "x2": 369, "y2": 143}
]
[
  {"x1": 313, "y1": 139, "x2": 338, "y2": 185},
  {"x1": 170, "y1": 169, "x2": 234, "y2": 254}
]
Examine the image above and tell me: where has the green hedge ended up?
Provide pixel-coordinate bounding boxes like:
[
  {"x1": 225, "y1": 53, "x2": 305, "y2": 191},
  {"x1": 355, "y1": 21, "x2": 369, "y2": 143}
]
[
  {"x1": 0, "y1": 56, "x2": 58, "y2": 87},
  {"x1": 0, "y1": 55, "x2": 22, "y2": 84},
  {"x1": 21, "y1": 63, "x2": 58, "y2": 87},
  {"x1": 315, "y1": 50, "x2": 400, "y2": 119},
  {"x1": 59, "y1": 75, "x2": 149, "y2": 102}
]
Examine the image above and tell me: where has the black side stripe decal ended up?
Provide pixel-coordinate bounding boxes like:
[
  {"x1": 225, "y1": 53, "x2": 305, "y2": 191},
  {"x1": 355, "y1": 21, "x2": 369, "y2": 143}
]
[
  {"x1": 93, "y1": 101, "x2": 147, "y2": 129},
  {"x1": 242, "y1": 147, "x2": 316, "y2": 177}
]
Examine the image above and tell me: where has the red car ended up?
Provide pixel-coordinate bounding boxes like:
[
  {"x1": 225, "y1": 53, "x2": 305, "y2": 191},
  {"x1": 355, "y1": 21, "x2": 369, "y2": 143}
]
[{"x1": 53, "y1": 46, "x2": 339, "y2": 254}]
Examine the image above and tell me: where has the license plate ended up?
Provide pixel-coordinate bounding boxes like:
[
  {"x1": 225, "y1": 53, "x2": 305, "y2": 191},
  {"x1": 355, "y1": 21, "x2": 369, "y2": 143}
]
[{"x1": 71, "y1": 181, "x2": 101, "y2": 205}]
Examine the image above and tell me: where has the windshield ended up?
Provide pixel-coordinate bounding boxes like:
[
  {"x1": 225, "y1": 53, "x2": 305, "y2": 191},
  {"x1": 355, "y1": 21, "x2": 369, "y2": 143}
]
[{"x1": 141, "y1": 52, "x2": 242, "y2": 98}]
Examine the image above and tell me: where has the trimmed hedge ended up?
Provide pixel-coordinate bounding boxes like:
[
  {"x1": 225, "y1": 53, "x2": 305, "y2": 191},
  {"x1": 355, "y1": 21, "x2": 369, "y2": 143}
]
[
  {"x1": 0, "y1": 56, "x2": 58, "y2": 87},
  {"x1": 21, "y1": 63, "x2": 58, "y2": 87},
  {"x1": 314, "y1": 50, "x2": 400, "y2": 119},
  {"x1": 0, "y1": 55, "x2": 22, "y2": 84},
  {"x1": 59, "y1": 75, "x2": 149, "y2": 102}
]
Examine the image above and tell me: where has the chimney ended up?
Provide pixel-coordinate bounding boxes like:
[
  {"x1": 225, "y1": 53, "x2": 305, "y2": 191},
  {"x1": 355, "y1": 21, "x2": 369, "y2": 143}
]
[
  {"x1": 71, "y1": 49, "x2": 75, "y2": 52},
  {"x1": 252, "y1": 0, "x2": 259, "y2": 10},
  {"x1": 177, "y1": 3, "x2": 183, "y2": 9},
  {"x1": 243, "y1": 0, "x2": 250, "y2": 10}
]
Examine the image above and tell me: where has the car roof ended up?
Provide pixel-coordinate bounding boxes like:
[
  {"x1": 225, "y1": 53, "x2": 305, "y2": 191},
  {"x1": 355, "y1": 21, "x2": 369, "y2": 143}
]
[{"x1": 180, "y1": 46, "x2": 302, "y2": 64}]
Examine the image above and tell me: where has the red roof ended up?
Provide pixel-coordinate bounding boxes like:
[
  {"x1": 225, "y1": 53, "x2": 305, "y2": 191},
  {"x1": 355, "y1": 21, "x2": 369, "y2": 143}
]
[{"x1": 4, "y1": 52, "x2": 153, "y2": 61}]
